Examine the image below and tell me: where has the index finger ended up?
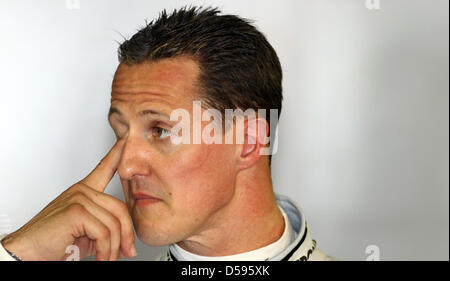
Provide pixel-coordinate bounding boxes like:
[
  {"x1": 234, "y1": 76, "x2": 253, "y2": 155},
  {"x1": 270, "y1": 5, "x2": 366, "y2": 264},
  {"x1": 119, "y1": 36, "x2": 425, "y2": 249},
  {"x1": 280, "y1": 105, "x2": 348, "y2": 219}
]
[{"x1": 80, "y1": 139, "x2": 125, "y2": 192}]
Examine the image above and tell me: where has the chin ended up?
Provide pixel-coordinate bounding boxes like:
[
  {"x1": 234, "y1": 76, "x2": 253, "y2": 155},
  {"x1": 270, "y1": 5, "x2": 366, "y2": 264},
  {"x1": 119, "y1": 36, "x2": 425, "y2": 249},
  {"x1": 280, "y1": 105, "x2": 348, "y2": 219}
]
[{"x1": 132, "y1": 218, "x2": 179, "y2": 247}]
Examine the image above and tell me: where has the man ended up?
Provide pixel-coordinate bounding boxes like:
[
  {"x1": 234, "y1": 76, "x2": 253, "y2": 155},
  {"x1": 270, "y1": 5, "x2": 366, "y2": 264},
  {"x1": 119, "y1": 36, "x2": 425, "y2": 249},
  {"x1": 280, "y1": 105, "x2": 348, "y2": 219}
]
[{"x1": 0, "y1": 6, "x2": 333, "y2": 261}]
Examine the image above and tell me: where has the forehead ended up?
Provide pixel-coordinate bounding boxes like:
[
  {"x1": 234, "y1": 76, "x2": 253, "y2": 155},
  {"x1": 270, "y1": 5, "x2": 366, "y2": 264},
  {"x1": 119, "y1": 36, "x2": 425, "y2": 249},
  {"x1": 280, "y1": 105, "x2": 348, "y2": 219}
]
[{"x1": 111, "y1": 57, "x2": 201, "y2": 110}]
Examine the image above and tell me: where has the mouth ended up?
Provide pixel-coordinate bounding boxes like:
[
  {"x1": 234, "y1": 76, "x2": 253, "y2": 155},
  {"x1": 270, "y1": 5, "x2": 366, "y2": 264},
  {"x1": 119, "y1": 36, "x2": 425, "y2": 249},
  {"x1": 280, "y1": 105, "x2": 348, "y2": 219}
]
[{"x1": 131, "y1": 192, "x2": 162, "y2": 206}]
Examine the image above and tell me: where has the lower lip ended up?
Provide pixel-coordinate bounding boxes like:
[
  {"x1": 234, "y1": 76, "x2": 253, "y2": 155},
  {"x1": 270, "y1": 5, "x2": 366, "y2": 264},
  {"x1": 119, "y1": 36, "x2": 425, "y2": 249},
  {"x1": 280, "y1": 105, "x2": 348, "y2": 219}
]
[{"x1": 134, "y1": 198, "x2": 161, "y2": 206}]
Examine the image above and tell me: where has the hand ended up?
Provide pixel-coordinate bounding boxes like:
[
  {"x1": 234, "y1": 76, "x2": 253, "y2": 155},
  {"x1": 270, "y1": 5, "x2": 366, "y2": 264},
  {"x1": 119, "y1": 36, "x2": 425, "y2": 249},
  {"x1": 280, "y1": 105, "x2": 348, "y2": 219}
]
[{"x1": 1, "y1": 139, "x2": 137, "y2": 261}]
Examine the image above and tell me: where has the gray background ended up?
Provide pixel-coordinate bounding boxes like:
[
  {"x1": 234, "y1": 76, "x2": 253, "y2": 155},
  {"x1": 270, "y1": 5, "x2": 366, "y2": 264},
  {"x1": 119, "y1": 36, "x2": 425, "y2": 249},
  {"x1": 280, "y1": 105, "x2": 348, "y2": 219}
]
[{"x1": 0, "y1": 0, "x2": 448, "y2": 260}]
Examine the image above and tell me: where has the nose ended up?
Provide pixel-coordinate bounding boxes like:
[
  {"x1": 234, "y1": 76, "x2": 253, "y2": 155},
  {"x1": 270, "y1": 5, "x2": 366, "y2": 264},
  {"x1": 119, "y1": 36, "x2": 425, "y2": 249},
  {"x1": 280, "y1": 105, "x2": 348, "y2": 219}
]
[{"x1": 117, "y1": 137, "x2": 151, "y2": 180}]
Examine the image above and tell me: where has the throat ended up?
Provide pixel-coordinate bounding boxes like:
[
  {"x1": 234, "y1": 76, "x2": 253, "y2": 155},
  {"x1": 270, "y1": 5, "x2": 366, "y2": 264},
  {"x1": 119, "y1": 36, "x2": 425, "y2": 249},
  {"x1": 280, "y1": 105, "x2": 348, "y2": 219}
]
[{"x1": 176, "y1": 204, "x2": 286, "y2": 258}]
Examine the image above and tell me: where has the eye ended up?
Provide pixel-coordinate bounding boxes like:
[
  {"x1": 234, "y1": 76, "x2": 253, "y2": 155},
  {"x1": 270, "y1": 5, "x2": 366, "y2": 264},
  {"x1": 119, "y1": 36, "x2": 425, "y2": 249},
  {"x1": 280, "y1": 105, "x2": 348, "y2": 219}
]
[{"x1": 152, "y1": 127, "x2": 171, "y2": 139}]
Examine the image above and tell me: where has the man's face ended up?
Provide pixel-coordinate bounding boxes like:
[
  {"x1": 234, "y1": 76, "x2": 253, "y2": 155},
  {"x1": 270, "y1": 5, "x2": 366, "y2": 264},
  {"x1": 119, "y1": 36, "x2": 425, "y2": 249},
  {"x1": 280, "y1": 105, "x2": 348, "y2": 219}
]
[{"x1": 109, "y1": 57, "x2": 237, "y2": 246}]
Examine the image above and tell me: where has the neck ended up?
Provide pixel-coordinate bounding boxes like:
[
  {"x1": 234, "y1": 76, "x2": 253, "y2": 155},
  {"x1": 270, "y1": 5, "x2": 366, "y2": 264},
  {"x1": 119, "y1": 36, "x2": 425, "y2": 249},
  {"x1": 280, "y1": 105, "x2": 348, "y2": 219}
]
[{"x1": 177, "y1": 161, "x2": 284, "y2": 256}]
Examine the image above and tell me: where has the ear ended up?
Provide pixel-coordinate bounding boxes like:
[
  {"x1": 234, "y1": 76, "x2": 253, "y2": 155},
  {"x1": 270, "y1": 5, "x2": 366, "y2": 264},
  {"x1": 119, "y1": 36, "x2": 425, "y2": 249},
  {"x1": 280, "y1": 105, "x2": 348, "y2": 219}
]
[{"x1": 236, "y1": 117, "x2": 270, "y2": 170}]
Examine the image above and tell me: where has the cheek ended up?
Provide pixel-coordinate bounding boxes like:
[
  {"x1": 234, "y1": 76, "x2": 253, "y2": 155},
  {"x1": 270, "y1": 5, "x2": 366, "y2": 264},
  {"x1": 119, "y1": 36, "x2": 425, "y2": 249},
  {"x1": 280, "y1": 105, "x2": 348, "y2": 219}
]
[{"x1": 167, "y1": 143, "x2": 235, "y2": 213}]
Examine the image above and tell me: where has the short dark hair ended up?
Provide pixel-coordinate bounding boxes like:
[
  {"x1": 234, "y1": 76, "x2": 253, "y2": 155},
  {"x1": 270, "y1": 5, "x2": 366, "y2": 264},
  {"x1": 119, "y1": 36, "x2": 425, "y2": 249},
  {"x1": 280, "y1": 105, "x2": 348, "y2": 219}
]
[{"x1": 118, "y1": 6, "x2": 282, "y2": 163}]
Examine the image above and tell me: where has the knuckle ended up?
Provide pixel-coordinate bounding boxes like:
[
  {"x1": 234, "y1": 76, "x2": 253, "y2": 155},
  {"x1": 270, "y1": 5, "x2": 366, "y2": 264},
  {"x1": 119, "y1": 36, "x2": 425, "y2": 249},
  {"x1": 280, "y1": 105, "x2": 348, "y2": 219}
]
[
  {"x1": 62, "y1": 184, "x2": 79, "y2": 196},
  {"x1": 71, "y1": 183, "x2": 85, "y2": 192},
  {"x1": 69, "y1": 191, "x2": 87, "y2": 204},
  {"x1": 67, "y1": 203, "x2": 86, "y2": 216},
  {"x1": 65, "y1": 184, "x2": 86, "y2": 198}
]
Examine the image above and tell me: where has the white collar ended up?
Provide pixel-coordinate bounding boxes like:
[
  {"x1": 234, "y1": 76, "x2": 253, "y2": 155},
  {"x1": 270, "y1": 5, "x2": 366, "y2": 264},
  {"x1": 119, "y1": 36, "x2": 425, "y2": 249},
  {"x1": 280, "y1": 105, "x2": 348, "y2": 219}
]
[{"x1": 169, "y1": 205, "x2": 295, "y2": 261}]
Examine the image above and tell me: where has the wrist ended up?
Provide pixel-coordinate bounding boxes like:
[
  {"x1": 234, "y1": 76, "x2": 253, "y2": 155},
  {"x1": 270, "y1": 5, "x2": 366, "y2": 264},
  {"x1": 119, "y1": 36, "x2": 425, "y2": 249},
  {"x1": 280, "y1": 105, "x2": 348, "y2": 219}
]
[{"x1": 1, "y1": 232, "x2": 36, "y2": 261}]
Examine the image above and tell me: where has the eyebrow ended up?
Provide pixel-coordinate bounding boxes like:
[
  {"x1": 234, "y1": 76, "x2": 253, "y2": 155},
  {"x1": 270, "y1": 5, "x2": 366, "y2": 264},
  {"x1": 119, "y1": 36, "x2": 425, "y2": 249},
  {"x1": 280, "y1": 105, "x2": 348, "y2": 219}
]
[{"x1": 108, "y1": 107, "x2": 170, "y2": 119}]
